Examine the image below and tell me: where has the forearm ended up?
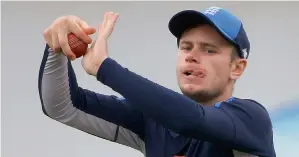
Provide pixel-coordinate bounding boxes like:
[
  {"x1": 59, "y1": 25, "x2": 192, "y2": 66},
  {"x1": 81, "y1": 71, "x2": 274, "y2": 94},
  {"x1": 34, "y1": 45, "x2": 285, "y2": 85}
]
[
  {"x1": 39, "y1": 45, "x2": 118, "y2": 136},
  {"x1": 38, "y1": 45, "x2": 145, "y2": 152},
  {"x1": 97, "y1": 58, "x2": 235, "y2": 142}
]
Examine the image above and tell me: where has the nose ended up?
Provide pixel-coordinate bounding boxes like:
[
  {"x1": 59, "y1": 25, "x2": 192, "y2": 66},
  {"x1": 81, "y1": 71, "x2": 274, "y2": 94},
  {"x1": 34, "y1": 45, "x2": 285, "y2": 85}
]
[{"x1": 185, "y1": 55, "x2": 199, "y2": 63}]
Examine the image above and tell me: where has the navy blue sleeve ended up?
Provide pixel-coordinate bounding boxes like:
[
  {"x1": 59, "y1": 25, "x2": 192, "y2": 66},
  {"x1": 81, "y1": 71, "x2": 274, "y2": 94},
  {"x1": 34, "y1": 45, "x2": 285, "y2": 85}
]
[{"x1": 96, "y1": 58, "x2": 275, "y2": 156}]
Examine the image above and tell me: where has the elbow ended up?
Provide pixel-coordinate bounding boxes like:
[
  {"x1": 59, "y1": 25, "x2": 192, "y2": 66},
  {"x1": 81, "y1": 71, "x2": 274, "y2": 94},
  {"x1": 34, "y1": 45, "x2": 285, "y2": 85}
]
[
  {"x1": 40, "y1": 100, "x2": 66, "y2": 121},
  {"x1": 40, "y1": 103, "x2": 58, "y2": 120},
  {"x1": 38, "y1": 94, "x2": 55, "y2": 118},
  {"x1": 41, "y1": 105, "x2": 51, "y2": 117},
  {"x1": 40, "y1": 96, "x2": 78, "y2": 124}
]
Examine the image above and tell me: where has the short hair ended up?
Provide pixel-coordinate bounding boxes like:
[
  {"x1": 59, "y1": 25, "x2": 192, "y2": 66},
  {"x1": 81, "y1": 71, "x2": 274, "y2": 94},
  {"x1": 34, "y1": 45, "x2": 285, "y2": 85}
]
[{"x1": 230, "y1": 46, "x2": 239, "y2": 62}]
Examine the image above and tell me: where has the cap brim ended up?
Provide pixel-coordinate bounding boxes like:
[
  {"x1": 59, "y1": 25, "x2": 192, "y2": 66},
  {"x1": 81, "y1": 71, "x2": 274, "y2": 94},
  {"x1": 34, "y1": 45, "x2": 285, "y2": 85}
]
[{"x1": 168, "y1": 10, "x2": 234, "y2": 42}]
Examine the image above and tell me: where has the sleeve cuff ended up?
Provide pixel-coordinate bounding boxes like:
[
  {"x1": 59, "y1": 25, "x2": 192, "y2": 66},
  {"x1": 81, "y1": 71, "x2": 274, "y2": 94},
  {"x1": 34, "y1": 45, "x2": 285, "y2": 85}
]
[{"x1": 96, "y1": 57, "x2": 117, "y2": 84}]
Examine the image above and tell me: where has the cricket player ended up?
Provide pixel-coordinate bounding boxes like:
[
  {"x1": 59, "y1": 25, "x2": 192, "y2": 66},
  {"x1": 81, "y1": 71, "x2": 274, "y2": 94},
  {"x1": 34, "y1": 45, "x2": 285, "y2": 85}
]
[{"x1": 38, "y1": 6, "x2": 276, "y2": 157}]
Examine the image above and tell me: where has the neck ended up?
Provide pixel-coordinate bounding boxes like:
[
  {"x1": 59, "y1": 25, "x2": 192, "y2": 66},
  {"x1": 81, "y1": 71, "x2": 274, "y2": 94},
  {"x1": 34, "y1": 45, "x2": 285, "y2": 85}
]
[
  {"x1": 197, "y1": 84, "x2": 234, "y2": 106},
  {"x1": 198, "y1": 92, "x2": 232, "y2": 106}
]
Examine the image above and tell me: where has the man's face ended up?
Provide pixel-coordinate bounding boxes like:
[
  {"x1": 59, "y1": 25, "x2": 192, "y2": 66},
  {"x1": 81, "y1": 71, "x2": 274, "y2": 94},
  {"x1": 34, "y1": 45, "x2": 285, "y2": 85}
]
[{"x1": 176, "y1": 24, "x2": 246, "y2": 103}]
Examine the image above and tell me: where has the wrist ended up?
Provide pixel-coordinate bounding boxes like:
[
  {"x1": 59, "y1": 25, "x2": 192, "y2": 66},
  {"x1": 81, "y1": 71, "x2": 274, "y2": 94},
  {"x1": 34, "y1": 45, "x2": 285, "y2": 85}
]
[{"x1": 91, "y1": 56, "x2": 108, "y2": 77}]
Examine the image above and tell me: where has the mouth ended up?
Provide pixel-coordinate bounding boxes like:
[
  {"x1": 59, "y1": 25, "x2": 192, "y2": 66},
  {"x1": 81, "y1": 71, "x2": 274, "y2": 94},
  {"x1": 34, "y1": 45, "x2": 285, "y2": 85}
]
[
  {"x1": 183, "y1": 69, "x2": 204, "y2": 77},
  {"x1": 184, "y1": 70, "x2": 193, "y2": 76}
]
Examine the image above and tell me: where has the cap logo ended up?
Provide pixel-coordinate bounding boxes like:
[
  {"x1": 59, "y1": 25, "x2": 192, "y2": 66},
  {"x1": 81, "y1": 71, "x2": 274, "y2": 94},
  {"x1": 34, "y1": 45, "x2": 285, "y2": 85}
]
[
  {"x1": 204, "y1": 6, "x2": 222, "y2": 16},
  {"x1": 242, "y1": 48, "x2": 248, "y2": 58}
]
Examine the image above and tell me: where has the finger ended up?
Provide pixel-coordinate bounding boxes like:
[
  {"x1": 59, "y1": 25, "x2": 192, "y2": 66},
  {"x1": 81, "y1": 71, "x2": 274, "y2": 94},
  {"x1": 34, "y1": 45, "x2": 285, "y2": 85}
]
[
  {"x1": 43, "y1": 28, "x2": 53, "y2": 49},
  {"x1": 102, "y1": 13, "x2": 119, "y2": 39},
  {"x1": 79, "y1": 21, "x2": 96, "y2": 35},
  {"x1": 106, "y1": 13, "x2": 119, "y2": 29},
  {"x1": 68, "y1": 21, "x2": 93, "y2": 44},
  {"x1": 103, "y1": 12, "x2": 109, "y2": 27},
  {"x1": 112, "y1": 13, "x2": 119, "y2": 25},
  {"x1": 58, "y1": 29, "x2": 76, "y2": 60},
  {"x1": 84, "y1": 26, "x2": 96, "y2": 35},
  {"x1": 52, "y1": 33, "x2": 61, "y2": 52}
]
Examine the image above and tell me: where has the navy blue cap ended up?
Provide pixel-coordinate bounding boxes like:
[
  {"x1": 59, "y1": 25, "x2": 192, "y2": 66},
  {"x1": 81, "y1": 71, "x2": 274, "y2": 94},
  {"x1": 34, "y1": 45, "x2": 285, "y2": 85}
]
[{"x1": 168, "y1": 6, "x2": 250, "y2": 59}]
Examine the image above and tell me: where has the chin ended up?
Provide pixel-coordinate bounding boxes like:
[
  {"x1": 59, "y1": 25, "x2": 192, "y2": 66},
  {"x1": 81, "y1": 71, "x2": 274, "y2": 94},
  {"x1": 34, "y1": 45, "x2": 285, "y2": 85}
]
[
  {"x1": 180, "y1": 86, "x2": 209, "y2": 103},
  {"x1": 180, "y1": 82, "x2": 225, "y2": 104},
  {"x1": 180, "y1": 83, "x2": 203, "y2": 95}
]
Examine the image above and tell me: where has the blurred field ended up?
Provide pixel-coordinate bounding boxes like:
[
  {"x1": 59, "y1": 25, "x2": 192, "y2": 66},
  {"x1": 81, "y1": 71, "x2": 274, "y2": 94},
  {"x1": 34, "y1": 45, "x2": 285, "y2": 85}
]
[{"x1": 271, "y1": 99, "x2": 299, "y2": 157}]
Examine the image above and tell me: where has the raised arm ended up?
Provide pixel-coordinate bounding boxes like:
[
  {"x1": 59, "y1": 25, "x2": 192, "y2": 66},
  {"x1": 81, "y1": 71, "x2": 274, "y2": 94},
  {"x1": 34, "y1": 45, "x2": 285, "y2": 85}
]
[
  {"x1": 38, "y1": 45, "x2": 145, "y2": 153},
  {"x1": 96, "y1": 58, "x2": 275, "y2": 156}
]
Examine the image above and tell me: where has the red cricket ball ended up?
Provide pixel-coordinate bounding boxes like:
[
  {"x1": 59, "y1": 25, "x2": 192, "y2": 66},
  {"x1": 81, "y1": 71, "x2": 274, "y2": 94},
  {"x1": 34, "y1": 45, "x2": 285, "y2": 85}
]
[{"x1": 67, "y1": 33, "x2": 88, "y2": 58}]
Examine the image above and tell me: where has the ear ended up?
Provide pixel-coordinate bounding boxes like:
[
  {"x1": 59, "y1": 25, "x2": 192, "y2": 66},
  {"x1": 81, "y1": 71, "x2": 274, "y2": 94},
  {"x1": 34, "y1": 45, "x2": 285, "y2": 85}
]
[{"x1": 230, "y1": 58, "x2": 247, "y2": 80}]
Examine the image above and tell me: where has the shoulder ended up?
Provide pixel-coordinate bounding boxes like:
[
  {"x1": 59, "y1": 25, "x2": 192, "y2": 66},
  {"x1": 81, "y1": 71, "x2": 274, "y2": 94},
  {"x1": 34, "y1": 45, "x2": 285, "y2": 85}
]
[
  {"x1": 220, "y1": 97, "x2": 271, "y2": 124},
  {"x1": 220, "y1": 97, "x2": 273, "y2": 132},
  {"x1": 219, "y1": 97, "x2": 275, "y2": 156}
]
